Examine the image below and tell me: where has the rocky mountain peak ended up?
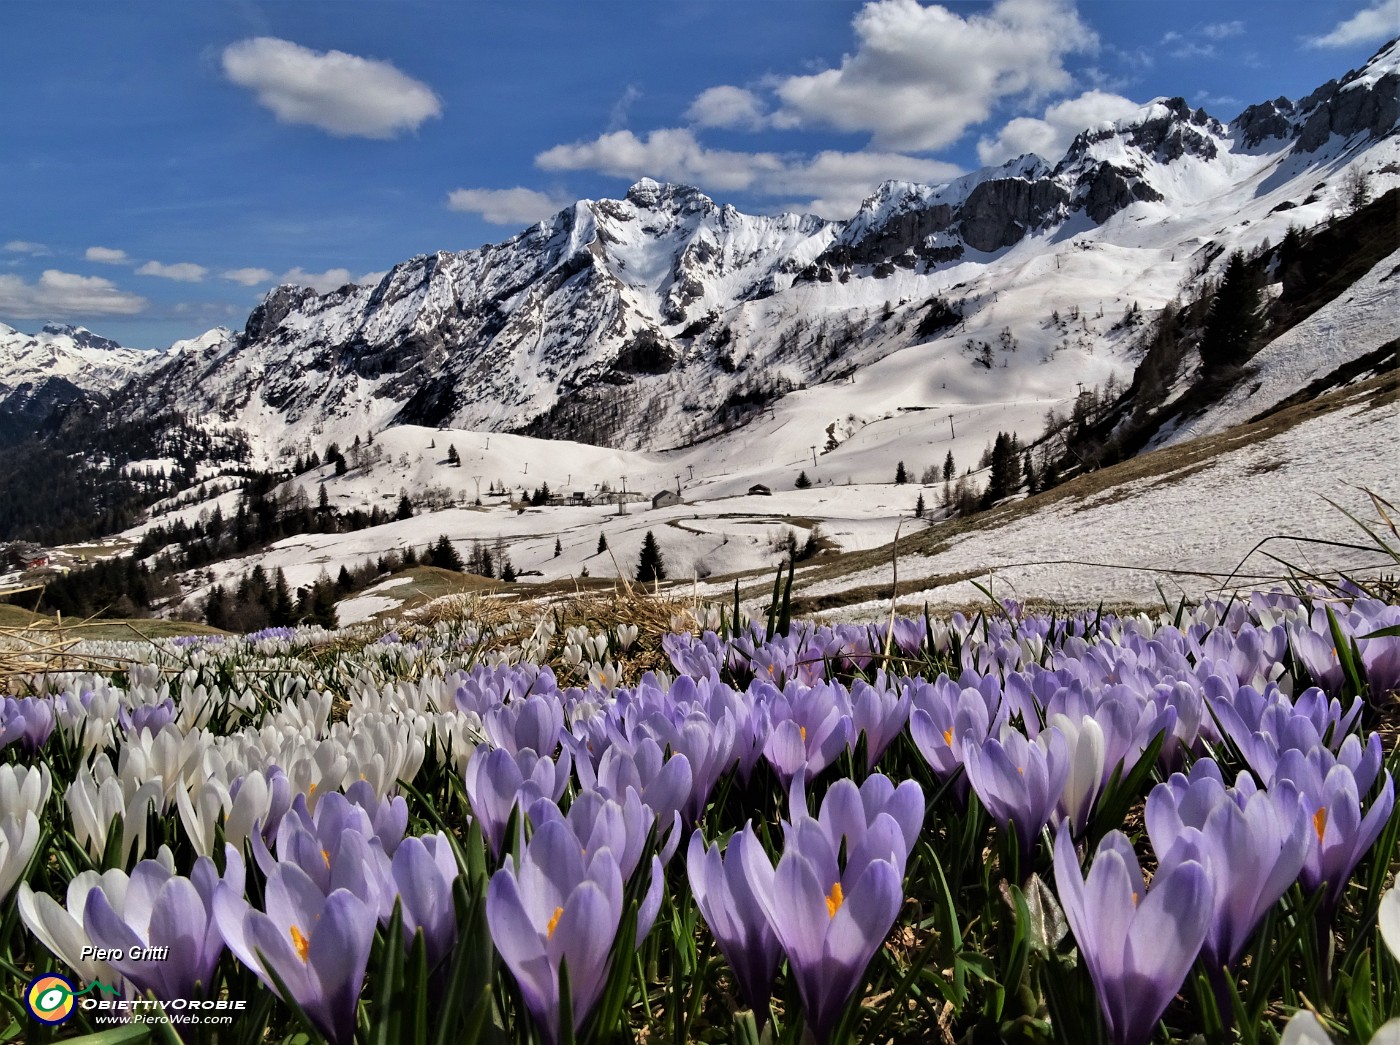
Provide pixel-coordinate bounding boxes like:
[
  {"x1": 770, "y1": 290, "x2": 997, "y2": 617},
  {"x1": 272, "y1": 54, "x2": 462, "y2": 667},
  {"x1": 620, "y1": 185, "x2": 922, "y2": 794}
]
[{"x1": 38, "y1": 323, "x2": 125, "y2": 352}]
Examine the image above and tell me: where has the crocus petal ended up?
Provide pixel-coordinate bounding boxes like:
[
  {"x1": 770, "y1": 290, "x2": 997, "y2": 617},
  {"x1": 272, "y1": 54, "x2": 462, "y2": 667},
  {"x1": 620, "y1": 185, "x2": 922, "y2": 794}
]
[
  {"x1": 306, "y1": 890, "x2": 376, "y2": 1045},
  {"x1": 1380, "y1": 888, "x2": 1400, "y2": 964}
]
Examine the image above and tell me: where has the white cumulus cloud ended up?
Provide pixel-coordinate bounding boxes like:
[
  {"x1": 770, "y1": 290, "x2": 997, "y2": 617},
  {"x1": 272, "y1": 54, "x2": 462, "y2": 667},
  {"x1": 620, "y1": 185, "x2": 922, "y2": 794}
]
[
  {"x1": 537, "y1": 128, "x2": 783, "y2": 191},
  {"x1": 772, "y1": 0, "x2": 1098, "y2": 151},
  {"x1": 223, "y1": 267, "x2": 276, "y2": 286},
  {"x1": 221, "y1": 37, "x2": 442, "y2": 138},
  {"x1": 85, "y1": 246, "x2": 130, "y2": 264},
  {"x1": 778, "y1": 150, "x2": 962, "y2": 217},
  {"x1": 0, "y1": 270, "x2": 148, "y2": 318},
  {"x1": 977, "y1": 89, "x2": 1142, "y2": 165},
  {"x1": 446, "y1": 187, "x2": 572, "y2": 225},
  {"x1": 536, "y1": 127, "x2": 960, "y2": 219},
  {"x1": 686, "y1": 86, "x2": 768, "y2": 130},
  {"x1": 137, "y1": 261, "x2": 208, "y2": 283},
  {"x1": 4, "y1": 241, "x2": 49, "y2": 255},
  {"x1": 1307, "y1": 1, "x2": 1400, "y2": 48}
]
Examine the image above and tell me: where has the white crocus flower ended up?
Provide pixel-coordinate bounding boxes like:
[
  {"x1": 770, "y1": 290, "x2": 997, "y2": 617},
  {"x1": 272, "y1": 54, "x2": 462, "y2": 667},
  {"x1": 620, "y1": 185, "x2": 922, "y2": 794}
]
[
  {"x1": 0, "y1": 763, "x2": 52, "y2": 819},
  {"x1": 66, "y1": 769, "x2": 164, "y2": 864},
  {"x1": 1281, "y1": 1010, "x2": 1400, "y2": 1045},
  {"x1": 588, "y1": 660, "x2": 621, "y2": 691},
  {"x1": 117, "y1": 724, "x2": 200, "y2": 811},
  {"x1": 1380, "y1": 887, "x2": 1400, "y2": 964},
  {"x1": 176, "y1": 776, "x2": 232, "y2": 857},
  {"x1": 18, "y1": 871, "x2": 131, "y2": 983},
  {"x1": 0, "y1": 812, "x2": 41, "y2": 902},
  {"x1": 1050, "y1": 712, "x2": 1105, "y2": 835}
]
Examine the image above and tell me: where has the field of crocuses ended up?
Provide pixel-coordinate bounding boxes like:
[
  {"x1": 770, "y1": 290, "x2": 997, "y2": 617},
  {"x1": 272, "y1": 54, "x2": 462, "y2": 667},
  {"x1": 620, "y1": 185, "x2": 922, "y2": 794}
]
[{"x1": 1, "y1": 586, "x2": 1398, "y2": 1045}]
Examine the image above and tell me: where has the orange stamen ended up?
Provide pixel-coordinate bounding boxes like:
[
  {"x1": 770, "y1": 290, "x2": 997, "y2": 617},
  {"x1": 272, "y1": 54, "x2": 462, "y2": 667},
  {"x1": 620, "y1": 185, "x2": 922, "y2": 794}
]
[
  {"x1": 1312, "y1": 807, "x2": 1327, "y2": 844},
  {"x1": 290, "y1": 925, "x2": 310, "y2": 962},
  {"x1": 825, "y1": 882, "x2": 844, "y2": 919},
  {"x1": 546, "y1": 906, "x2": 564, "y2": 940}
]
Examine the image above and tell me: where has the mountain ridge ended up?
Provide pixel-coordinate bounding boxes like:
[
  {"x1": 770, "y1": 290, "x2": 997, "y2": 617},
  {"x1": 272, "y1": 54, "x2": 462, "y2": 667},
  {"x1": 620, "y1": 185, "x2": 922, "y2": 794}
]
[{"x1": 5, "y1": 39, "x2": 1397, "y2": 463}]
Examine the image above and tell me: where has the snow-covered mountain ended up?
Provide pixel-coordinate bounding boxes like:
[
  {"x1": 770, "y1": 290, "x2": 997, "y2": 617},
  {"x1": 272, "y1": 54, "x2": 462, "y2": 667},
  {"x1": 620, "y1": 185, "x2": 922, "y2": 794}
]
[
  {"x1": 0, "y1": 322, "x2": 159, "y2": 434},
  {"x1": 9, "y1": 40, "x2": 1400, "y2": 467}
]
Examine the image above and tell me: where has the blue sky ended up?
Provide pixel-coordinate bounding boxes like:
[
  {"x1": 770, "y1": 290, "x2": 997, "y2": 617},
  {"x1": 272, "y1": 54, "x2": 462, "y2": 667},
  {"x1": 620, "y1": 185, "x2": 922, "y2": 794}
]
[{"x1": 1, "y1": 0, "x2": 1394, "y2": 347}]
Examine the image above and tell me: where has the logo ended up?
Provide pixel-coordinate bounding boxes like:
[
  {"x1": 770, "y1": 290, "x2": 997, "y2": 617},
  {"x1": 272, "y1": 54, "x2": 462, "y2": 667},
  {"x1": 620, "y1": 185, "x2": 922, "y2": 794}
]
[
  {"x1": 25, "y1": 975, "x2": 76, "y2": 1024},
  {"x1": 24, "y1": 975, "x2": 120, "y2": 1024}
]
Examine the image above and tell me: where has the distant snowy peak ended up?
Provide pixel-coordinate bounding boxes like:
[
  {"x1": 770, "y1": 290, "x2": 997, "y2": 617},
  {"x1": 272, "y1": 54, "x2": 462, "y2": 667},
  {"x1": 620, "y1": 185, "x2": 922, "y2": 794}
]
[
  {"x1": 0, "y1": 322, "x2": 156, "y2": 394},
  {"x1": 37, "y1": 322, "x2": 128, "y2": 353}
]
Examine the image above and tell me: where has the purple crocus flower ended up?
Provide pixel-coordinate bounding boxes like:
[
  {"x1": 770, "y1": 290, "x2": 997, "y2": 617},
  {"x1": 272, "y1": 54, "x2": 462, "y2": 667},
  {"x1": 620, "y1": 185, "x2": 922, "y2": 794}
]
[
  {"x1": 1145, "y1": 762, "x2": 1310, "y2": 972},
  {"x1": 850, "y1": 674, "x2": 911, "y2": 771},
  {"x1": 760, "y1": 679, "x2": 852, "y2": 788},
  {"x1": 1271, "y1": 746, "x2": 1395, "y2": 910},
  {"x1": 485, "y1": 819, "x2": 625, "y2": 1045},
  {"x1": 257, "y1": 793, "x2": 394, "y2": 917},
  {"x1": 1053, "y1": 825, "x2": 1214, "y2": 1045},
  {"x1": 739, "y1": 812, "x2": 905, "y2": 1044},
  {"x1": 463, "y1": 745, "x2": 572, "y2": 857},
  {"x1": 0, "y1": 696, "x2": 55, "y2": 755},
  {"x1": 789, "y1": 772, "x2": 924, "y2": 873},
  {"x1": 214, "y1": 856, "x2": 375, "y2": 1045},
  {"x1": 344, "y1": 779, "x2": 409, "y2": 856},
  {"x1": 83, "y1": 848, "x2": 242, "y2": 1000},
  {"x1": 117, "y1": 698, "x2": 178, "y2": 737},
  {"x1": 580, "y1": 737, "x2": 692, "y2": 831},
  {"x1": 484, "y1": 693, "x2": 566, "y2": 757},
  {"x1": 391, "y1": 833, "x2": 460, "y2": 967},
  {"x1": 964, "y1": 725, "x2": 1069, "y2": 856},
  {"x1": 687, "y1": 827, "x2": 783, "y2": 1023}
]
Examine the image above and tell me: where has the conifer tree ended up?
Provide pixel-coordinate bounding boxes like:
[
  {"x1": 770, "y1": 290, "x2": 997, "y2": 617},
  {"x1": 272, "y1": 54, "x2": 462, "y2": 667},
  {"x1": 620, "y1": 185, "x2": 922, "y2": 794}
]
[
  {"x1": 942, "y1": 451, "x2": 955, "y2": 482},
  {"x1": 554, "y1": 537, "x2": 562, "y2": 557},
  {"x1": 447, "y1": 443, "x2": 460, "y2": 466},
  {"x1": 637, "y1": 531, "x2": 666, "y2": 582},
  {"x1": 915, "y1": 491, "x2": 925, "y2": 518},
  {"x1": 894, "y1": 461, "x2": 908, "y2": 484},
  {"x1": 597, "y1": 533, "x2": 608, "y2": 554},
  {"x1": 1200, "y1": 250, "x2": 1263, "y2": 371},
  {"x1": 431, "y1": 534, "x2": 463, "y2": 571},
  {"x1": 396, "y1": 494, "x2": 414, "y2": 520},
  {"x1": 795, "y1": 470, "x2": 812, "y2": 489}
]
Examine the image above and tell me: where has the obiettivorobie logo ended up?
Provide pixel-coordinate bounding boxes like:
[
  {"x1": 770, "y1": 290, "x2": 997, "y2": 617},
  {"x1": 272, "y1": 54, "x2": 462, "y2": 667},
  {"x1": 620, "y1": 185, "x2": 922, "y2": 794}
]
[{"x1": 24, "y1": 974, "x2": 120, "y2": 1024}]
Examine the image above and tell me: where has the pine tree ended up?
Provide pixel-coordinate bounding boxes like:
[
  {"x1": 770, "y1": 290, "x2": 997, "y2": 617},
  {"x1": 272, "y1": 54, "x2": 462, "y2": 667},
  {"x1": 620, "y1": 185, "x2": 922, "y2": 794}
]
[
  {"x1": 402, "y1": 545, "x2": 418, "y2": 567},
  {"x1": 501, "y1": 559, "x2": 517, "y2": 582},
  {"x1": 1023, "y1": 452, "x2": 1038, "y2": 495},
  {"x1": 982, "y1": 433, "x2": 1019, "y2": 508},
  {"x1": 795, "y1": 470, "x2": 812, "y2": 489},
  {"x1": 914, "y1": 492, "x2": 925, "y2": 518},
  {"x1": 396, "y1": 494, "x2": 414, "y2": 520},
  {"x1": 554, "y1": 537, "x2": 562, "y2": 558},
  {"x1": 447, "y1": 443, "x2": 460, "y2": 466},
  {"x1": 336, "y1": 565, "x2": 354, "y2": 592},
  {"x1": 270, "y1": 568, "x2": 295, "y2": 626},
  {"x1": 637, "y1": 531, "x2": 666, "y2": 582},
  {"x1": 431, "y1": 535, "x2": 463, "y2": 571},
  {"x1": 597, "y1": 533, "x2": 608, "y2": 554},
  {"x1": 1200, "y1": 250, "x2": 1263, "y2": 371},
  {"x1": 894, "y1": 461, "x2": 908, "y2": 484},
  {"x1": 942, "y1": 451, "x2": 955, "y2": 483}
]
